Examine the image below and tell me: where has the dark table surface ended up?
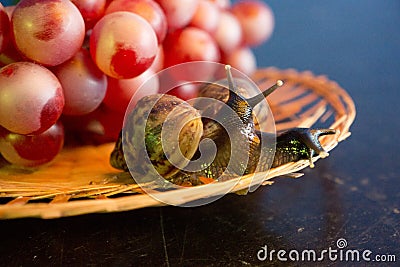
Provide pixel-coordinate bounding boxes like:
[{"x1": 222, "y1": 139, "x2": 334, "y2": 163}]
[{"x1": 1, "y1": 1, "x2": 399, "y2": 266}]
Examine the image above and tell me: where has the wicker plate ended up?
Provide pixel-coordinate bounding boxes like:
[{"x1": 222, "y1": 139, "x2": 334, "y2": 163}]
[{"x1": 0, "y1": 68, "x2": 356, "y2": 219}]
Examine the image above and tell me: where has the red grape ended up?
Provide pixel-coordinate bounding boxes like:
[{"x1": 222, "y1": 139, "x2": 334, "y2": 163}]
[
  {"x1": 156, "y1": 0, "x2": 199, "y2": 30},
  {"x1": 0, "y1": 122, "x2": 64, "y2": 167},
  {"x1": 0, "y1": 3, "x2": 10, "y2": 54},
  {"x1": 0, "y1": 6, "x2": 24, "y2": 66},
  {"x1": 103, "y1": 69, "x2": 159, "y2": 113},
  {"x1": 167, "y1": 82, "x2": 199, "y2": 101},
  {"x1": 149, "y1": 45, "x2": 164, "y2": 73},
  {"x1": 189, "y1": 1, "x2": 220, "y2": 33},
  {"x1": 208, "y1": 0, "x2": 231, "y2": 9},
  {"x1": 11, "y1": 0, "x2": 85, "y2": 66},
  {"x1": 158, "y1": 62, "x2": 219, "y2": 91},
  {"x1": 70, "y1": 0, "x2": 106, "y2": 30},
  {"x1": 231, "y1": 0, "x2": 274, "y2": 46},
  {"x1": 0, "y1": 62, "x2": 64, "y2": 135},
  {"x1": 91, "y1": 105, "x2": 125, "y2": 142},
  {"x1": 53, "y1": 48, "x2": 107, "y2": 116},
  {"x1": 163, "y1": 27, "x2": 220, "y2": 68},
  {"x1": 106, "y1": 0, "x2": 167, "y2": 44},
  {"x1": 214, "y1": 11, "x2": 242, "y2": 54},
  {"x1": 0, "y1": 42, "x2": 24, "y2": 67},
  {"x1": 62, "y1": 104, "x2": 124, "y2": 143},
  {"x1": 222, "y1": 47, "x2": 256, "y2": 75},
  {"x1": 89, "y1": 11, "x2": 158, "y2": 79},
  {"x1": 0, "y1": 0, "x2": 277, "y2": 161}
]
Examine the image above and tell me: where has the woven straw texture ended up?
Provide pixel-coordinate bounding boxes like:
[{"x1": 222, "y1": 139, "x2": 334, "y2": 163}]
[{"x1": 0, "y1": 68, "x2": 356, "y2": 219}]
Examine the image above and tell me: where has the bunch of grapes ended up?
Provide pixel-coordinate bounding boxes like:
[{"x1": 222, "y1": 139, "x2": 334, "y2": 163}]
[{"x1": 0, "y1": 0, "x2": 274, "y2": 167}]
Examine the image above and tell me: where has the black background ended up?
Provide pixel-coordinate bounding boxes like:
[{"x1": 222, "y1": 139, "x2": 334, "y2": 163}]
[{"x1": 1, "y1": 1, "x2": 399, "y2": 266}]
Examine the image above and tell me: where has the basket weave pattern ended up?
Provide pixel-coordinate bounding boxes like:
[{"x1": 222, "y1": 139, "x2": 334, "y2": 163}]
[{"x1": 0, "y1": 68, "x2": 356, "y2": 219}]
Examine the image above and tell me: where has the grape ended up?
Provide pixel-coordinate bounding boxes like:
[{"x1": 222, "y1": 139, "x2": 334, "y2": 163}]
[
  {"x1": 11, "y1": 0, "x2": 85, "y2": 66},
  {"x1": 0, "y1": 62, "x2": 64, "y2": 135},
  {"x1": 223, "y1": 47, "x2": 256, "y2": 75},
  {"x1": 231, "y1": 0, "x2": 274, "y2": 46},
  {"x1": 0, "y1": 122, "x2": 64, "y2": 167},
  {"x1": 0, "y1": 42, "x2": 24, "y2": 67},
  {"x1": 208, "y1": 0, "x2": 231, "y2": 9},
  {"x1": 70, "y1": 0, "x2": 106, "y2": 29},
  {"x1": 0, "y1": 3, "x2": 10, "y2": 54},
  {"x1": 0, "y1": 0, "x2": 277, "y2": 163},
  {"x1": 155, "y1": 0, "x2": 199, "y2": 30},
  {"x1": 103, "y1": 69, "x2": 159, "y2": 113},
  {"x1": 0, "y1": 5, "x2": 24, "y2": 66},
  {"x1": 62, "y1": 104, "x2": 124, "y2": 143},
  {"x1": 105, "y1": 0, "x2": 167, "y2": 44},
  {"x1": 89, "y1": 11, "x2": 158, "y2": 79},
  {"x1": 189, "y1": 1, "x2": 220, "y2": 33},
  {"x1": 53, "y1": 48, "x2": 107, "y2": 116},
  {"x1": 89, "y1": 105, "x2": 125, "y2": 142},
  {"x1": 163, "y1": 27, "x2": 220, "y2": 67},
  {"x1": 167, "y1": 83, "x2": 199, "y2": 101},
  {"x1": 214, "y1": 11, "x2": 242, "y2": 54},
  {"x1": 149, "y1": 45, "x2": 164, "y2": 73},
  {"x1": 163, "y1": 28, "x2": 220, "y2": 82}
]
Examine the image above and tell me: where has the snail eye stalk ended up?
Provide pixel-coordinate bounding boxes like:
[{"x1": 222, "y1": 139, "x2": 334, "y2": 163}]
[
  {"x1": 246, "y1": 79, "x2": 283, "y2": 108},
  {"x1": 225, "y1": 65, "x2": 237, "y2": 93},
  {"x1": 224, "y1": 64, "x2": 283, "y2": 109},
  {"x1": 223, "y1": 65, "x2": 252, "y2": 121}
]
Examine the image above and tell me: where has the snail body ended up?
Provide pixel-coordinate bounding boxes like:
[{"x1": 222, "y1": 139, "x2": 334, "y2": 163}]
[{"x1": 111, "y1": 65, "x2": 334, "y2": 185}]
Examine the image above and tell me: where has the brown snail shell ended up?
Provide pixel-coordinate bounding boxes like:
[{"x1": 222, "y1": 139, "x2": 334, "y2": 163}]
[{"x1": 121, "y1": 94, "x2": 203, "y2": 179}]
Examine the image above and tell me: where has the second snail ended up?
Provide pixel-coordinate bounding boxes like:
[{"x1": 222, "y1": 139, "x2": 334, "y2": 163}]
[{"x1": 110, "y1": 65, "x2": 335, "y2": 186}]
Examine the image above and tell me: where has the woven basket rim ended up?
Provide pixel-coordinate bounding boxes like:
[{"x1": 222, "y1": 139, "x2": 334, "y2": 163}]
[{"x1": 0, "y1": 67, "x2": 356, "y2": 219}]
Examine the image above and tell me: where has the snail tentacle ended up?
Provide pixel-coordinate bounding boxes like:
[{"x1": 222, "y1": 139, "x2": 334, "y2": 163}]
[
  {"x1": 271, "y1": 128, "x2": 336, "y2": 168},
  {"x1": 246, "y1": 79, "x2": 283, "y2": 108}
]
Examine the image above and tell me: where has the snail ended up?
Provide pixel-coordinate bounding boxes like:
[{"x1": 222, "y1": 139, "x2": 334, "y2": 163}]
[{"x1": 110, "y1": 65, "x2": 335, "y2": 186}]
